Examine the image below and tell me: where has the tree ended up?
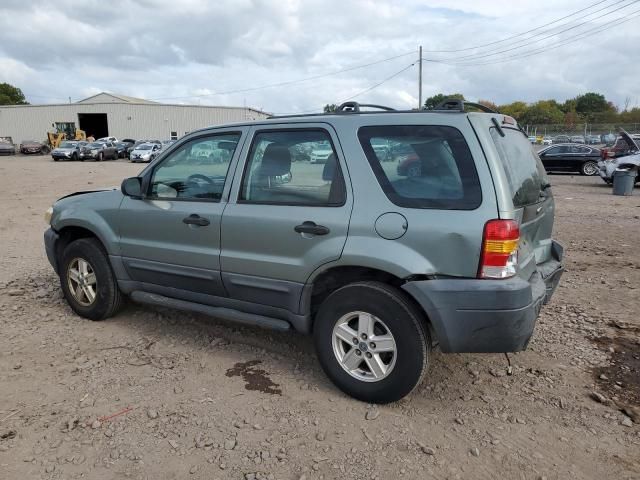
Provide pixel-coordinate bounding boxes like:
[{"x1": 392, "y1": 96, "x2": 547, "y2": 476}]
[
  {"x1": 499, "y1": 101, "x2": 528, "y2": 121},
  {"x1": 0, "y1": 83, "x2": 28, "y2": 105},
  {"x1": 575, "y1": 92, "x2": 610, "y2": 117},
  {"x1": 323, "y1": 104, "x2": 338, "y2": 113},
  {"x1": 520, "y1": 100, "x2": 564, "y2": 125},
  {"x1": 423, "y1": 93, "x2": 465, "y2": 110}
]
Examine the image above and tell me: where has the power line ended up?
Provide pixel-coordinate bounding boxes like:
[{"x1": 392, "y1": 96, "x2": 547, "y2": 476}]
[
  {"x1": 421, "y1": 0, "x2": 615, "y2": 53},
  {"x1": 443, "y1": 7, "x2": 640, "y2": 66},
  {"x1": 272, "y1": 62, "x2": 416, "y2": 115},
  {"x1": 434, "y1": 0, "x2": 638, "y2": 62},
  {"x1": 149, "y1": 51, "x2": 415, "y2": 100}
]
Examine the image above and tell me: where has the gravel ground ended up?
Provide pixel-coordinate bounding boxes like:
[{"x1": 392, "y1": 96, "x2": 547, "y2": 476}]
[{"x1": 0, "y1": 155, "x2": 639, "y2": 480}]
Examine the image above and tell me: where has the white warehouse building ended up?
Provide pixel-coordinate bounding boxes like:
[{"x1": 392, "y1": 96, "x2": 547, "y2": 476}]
[{"x1": 0, "y1": 92, "x2": 269, "y2": 143}]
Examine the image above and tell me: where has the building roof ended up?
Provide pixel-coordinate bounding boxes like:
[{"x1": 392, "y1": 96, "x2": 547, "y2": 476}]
[{"x1": 76, "y1": 92, "x2": 158, "y2": 104}]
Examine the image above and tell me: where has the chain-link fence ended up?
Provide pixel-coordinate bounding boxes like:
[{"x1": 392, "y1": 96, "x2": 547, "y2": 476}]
[{"x1": 522, "y1": 123, "x2": 640, "y2": 145}]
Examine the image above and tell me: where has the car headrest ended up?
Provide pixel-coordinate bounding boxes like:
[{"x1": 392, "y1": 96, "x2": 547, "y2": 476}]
[
  {"x1": 260, "y1": 144, "x2": 291, "y2": 176},
  {"x1": 322, "y1": 153, "x2": 337, "y2": 181}
]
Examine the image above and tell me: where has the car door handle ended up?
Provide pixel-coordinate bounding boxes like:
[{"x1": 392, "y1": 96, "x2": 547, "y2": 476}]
[
  {"x1": 294, "y1": 221, "x2": 330, "y2": 236},
  {"x1": 183, "y1": 214, "x2": 210, "y2": 226}
]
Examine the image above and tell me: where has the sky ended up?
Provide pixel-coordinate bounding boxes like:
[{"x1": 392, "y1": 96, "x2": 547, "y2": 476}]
[{"x1": 1, "y1": 0, "x2": 639, "y2": 113}]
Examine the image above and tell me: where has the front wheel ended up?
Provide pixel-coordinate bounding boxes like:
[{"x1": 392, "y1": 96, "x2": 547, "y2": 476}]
[
  {"x1": 59, "y1": 238, "x2": 124, "y2": 320},
  {"x1": 314, "y1": 281, "x2": 430, "y2": 404},
  {"x1": 581, "y1": 161, "x2": 598, "y2": 176}
]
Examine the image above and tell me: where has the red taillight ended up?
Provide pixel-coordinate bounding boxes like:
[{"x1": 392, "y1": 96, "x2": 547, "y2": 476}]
[{"x1": 478, "y1": 219, "x2": 520, "y2": 279}]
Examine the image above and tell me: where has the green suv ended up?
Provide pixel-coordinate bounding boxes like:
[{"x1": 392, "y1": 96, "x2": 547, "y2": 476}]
[{"x1": 44, "y1": 101, "x2": 564, "y2": 403}]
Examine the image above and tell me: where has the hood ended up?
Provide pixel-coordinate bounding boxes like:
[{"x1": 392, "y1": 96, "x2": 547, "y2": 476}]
[
  {"x1": 57, "y1": 186, "x2": 119, "y2": 201},
  {"x1": 0, "y1": 143, "x2": 14, "y2": 150},
  {"x1": 132, "y1": 149, "x2": 152, "y2": 155},
  {"x1": 54, "y1": 147, "x2": 75, "y2": 153},
  {"x1": 619, "y1": 129, "x2": 640, "y2": 152}
]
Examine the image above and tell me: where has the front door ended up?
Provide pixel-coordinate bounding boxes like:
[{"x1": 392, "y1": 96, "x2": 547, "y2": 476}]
[
  {"x1": 220, "y1": 125, "x2": 352, "y2": 313},
  {"x1": 118, "y1": 129, "x2": 245, "y2": 297}
]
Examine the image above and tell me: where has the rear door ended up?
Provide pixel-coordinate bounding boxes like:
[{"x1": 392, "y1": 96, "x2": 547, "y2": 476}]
[
  {"x1": 480, "y1": 120, "x2": 556, "y2": 280},
  {"x1": 220, "y1": 124, "x2": 352, "y2": 313}
]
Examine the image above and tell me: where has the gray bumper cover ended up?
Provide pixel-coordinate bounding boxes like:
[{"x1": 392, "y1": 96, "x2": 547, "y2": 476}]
[{"x1": 402, "y1": 242, "x2": 564, "y2": 353}]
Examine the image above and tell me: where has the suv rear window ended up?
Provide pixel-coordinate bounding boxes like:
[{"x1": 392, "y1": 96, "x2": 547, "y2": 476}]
[
  {"x1": 358, "y1": 125, "x2": 481, "y2": 209},
  {"x1": 490, "y1": 127, "x2": 548, "y2": 208}
]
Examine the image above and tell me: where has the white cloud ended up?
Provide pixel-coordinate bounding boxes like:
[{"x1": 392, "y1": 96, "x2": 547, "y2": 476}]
[{"x1": 0, "y1": 0, "x2": 638, "y2": 112}]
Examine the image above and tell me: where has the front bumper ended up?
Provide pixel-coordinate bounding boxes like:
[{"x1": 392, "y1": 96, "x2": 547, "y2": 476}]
[
  {"x1": 44, "y1": 228, "x2": 60, "y2": 273},
  {"x1": 79, "y1": 152, "x2": 98, "y2": 159},
  {"x1": 402, "y1": 241, "x2": 564, "y2": 353}
]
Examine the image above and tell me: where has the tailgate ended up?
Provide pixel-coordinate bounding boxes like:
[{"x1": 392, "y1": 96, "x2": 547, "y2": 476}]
[{"x1": 483, "y1": 121, "x2": 556, "y2": 280}]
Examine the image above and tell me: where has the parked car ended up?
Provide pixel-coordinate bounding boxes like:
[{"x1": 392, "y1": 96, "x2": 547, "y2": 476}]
[
  {"x1": 601, "y1": 133, "x2": 616, "y2": 146},
  {"x1": 309, "y1": 141, "x2": 333, "y2": 163},
  {"x1": 553, "y1": 135, "x2": 570, "y2": 144},
  {"x1": 130, "y1": 142, "x2": 162, "y2": 163},
  {"x1": 0, "y1": 137, "x2": 16, "y2": 155},
  {"x1": 537, "y1": 144, "x2": 601, "y2": 175},
  {"x1": 114, "y1": 142, "x2": 130, "y2": 158},
  {"x1": 598, "y1": 130, "x2": 640, "y2": 184},
  {"x1": 43, "y1": 102, "x2": 563, "y2": 404},
  {"x1": 570, "y1": 135, "x2": 585, "y2": 144},
  {"x1": 51, "y1": 141, "x2": 87, "y2": 161},
  {"x1": 528, "y1": 136, "x2": 536, "y2": 144},
  {"x1": 586, "y1": 135, "x2": 600, "y2": 145},
  {"x1": 78, "y1": 142, "x2": 119, "y2": 161},
  {"x1": 542, "y1": 137, "x2": 553, "y2": 145},
  {"x1": 20, "y1": 140, "x2": 46, "y2": 154}
]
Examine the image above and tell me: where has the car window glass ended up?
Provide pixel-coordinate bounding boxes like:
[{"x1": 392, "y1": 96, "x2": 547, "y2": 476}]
[
  {"x1": 490, "y1": 127, "x2": 547, "y2": 208},
  {"x1": 149, "y1": 133, "x2": 241, "y2": 201},
  {"x1": 558, "y1": 146, "x2": 570, "y2": 153},
  {"x1": 359, "y1": 125, "x2": 481, "y2": 210},
  {"x1": 240, "y1": 130, "x2": 346, "y2": 206},
  {"x1": 545, "y1": 147, "x2": 560, "y2": 155}
]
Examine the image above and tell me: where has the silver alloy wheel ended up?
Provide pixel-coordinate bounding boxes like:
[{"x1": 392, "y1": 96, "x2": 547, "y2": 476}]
[
  {"x1": 67, "y1": 257, "x2": 98, "y2": 307},
  {"x1": 583, "y1": 161, "x2": 598, "y2": 176},
  {"x1": 332, "y1": 311, "x2": 397, "y2": 382}
]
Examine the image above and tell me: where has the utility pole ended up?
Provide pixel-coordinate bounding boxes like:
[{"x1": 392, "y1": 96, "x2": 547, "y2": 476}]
[{"x1": 418, "y1": 45, "x2": 423, "y2": 109}]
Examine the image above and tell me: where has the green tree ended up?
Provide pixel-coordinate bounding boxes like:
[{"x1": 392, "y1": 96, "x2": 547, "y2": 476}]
[
  {"x1": 520, "y1": 100, "x2": 564, "y2": 125},
  {"x1": 0, "y1": 83, "x2": 28, "y2": 105},
  {"x1": 423, "y1": 93, "x2": 465, "y2": 109},
  {"x1": 323, "y1": 104, "x2": 338, "y2": 113},
  {"x1": 575, "y1": 92, "x2": 610, "y2": 117},
  {"x1": 499, "y1": 101, "x2": 528, "y2": 121}
]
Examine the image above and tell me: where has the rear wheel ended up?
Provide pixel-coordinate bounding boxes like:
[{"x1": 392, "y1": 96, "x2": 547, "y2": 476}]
[
  {"x1": 581, "y1": 161, "x2": 598, "y2": 176},
  {"x1": 314, "y1": 281, "x2": 430, "y2": 404},
  {"x1": 97, "y1": 152, "x2": 103, "y2": 162},
  {"x1": 59, "y1": 238, "x2": 124, "y2": 320}
]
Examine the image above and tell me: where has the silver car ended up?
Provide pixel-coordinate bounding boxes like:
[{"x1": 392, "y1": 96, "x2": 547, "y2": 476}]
[
  {"x1": 130, "y1": 142, "x2": 162, "y2": 163},
  {"x1": 44, "y1": 101, "x2": 563, "y2": 403},
  {"x1": 51, "y1": 141, "x2": 86, "y2": 161}
]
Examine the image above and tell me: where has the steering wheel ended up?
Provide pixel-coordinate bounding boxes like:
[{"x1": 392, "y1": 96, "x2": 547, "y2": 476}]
[{"x1": 187, "y1": 174, "x2": 214, "y2": 184}]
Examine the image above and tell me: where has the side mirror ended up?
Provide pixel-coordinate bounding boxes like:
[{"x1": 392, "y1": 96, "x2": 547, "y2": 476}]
[{"x1": 121, "y1": 177, "x2": 143, "y2": 199}]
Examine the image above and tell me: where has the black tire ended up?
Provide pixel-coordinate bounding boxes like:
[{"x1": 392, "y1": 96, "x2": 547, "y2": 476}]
[
  {"x1": 53, "y1": 158, "x2": 58, "y2": 162},
  {"x1": 580, "y1": 160, "x2": 598, "y2": 176},
  {"x1": 71, "y1": 153, "x2": 78, "y2": 162},
  {"x1": 97, "y1": 152, "x2": 103, "y2": 162},
  {"x1": 59, "y1": 238, "x2": 124, "y2": 321},
  {"x1": 314, "y1": 281, "x2": 430, "y2": 404}
]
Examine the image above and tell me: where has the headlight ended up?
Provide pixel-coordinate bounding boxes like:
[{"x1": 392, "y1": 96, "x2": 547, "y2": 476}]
[
  {"x1": 44, "y1": 206, "x2": 53, "y2": 224},
  {"x1": 91, "y1": 149, "x2": 98, "y2": 154}
]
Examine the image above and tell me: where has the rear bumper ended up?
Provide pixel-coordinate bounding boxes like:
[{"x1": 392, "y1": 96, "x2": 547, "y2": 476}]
[
  {"x1": 44, "y1": 228, "x2": 60, "y2": 274},
  {"x1": 402, "y1": 241, "x2": 564, "y2": 353}
]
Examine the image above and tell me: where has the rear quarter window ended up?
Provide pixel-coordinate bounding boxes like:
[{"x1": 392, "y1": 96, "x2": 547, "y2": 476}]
[
  {"x1": 490, "y1": 127, "x2": 548, "y2": 208},
  {"x1": 358, "y1": 125, "x2": 482, "y2": 210}
]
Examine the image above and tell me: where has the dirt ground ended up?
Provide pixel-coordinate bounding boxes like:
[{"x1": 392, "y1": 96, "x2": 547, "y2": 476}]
[{"x1": 0, "y1": 154, "x2": 639, "y2": 480}]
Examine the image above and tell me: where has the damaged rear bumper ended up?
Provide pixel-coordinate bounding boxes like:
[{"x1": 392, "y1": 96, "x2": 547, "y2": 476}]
[{"x1": 402, "y1": 241, "x2": 564, "y2": 353}]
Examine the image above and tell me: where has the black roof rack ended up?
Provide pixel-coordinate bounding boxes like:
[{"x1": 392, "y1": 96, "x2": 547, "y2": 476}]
[
  {"x1": 336, "y1": 101, "x2": 396, "y2": 113},
  {"x1": 432, "y1": 98, "x2": 500, "y2": 114}
]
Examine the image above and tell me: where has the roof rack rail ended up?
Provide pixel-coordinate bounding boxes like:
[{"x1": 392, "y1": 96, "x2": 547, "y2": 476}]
[
  {"x1": 432, "y1": 99, "x2": 499, "y2": 114},
  {"x1": 336, "y1": 101, "x2": 396, "y2": 113}
]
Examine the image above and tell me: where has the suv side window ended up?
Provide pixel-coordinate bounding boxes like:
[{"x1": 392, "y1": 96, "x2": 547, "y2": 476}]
[
  {"x1": 358, "y1": 125, "x2": 481, "y2": 210},
  {"x1": 240, "y1": 129, "x2": 346, "y2": 206},
  {"x1": 149, "y1": 132, "x2": 241, "y2": 201}
]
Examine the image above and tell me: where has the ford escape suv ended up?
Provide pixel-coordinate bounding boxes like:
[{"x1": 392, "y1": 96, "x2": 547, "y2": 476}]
[{"x1": 43, "y1": 100, "x2": 563, "y2": 404}]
